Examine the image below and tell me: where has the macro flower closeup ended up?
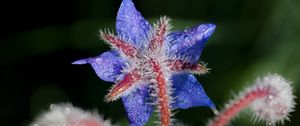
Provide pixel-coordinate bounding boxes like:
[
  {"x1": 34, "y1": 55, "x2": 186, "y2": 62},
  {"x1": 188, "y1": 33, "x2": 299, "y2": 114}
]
[{"x1": 73, "y1": 0, "x2": 216, "y2": 125}]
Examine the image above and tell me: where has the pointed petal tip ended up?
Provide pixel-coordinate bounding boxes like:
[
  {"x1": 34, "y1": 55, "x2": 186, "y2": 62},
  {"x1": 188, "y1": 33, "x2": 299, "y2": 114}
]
[
  {"x1": 72, "y1": 59, "x2": 89, "y2": 65},
  {"x1": 206, "y1": 97, "x2": 217, "y2": 111},
  {"x1": 201, "y1": 23, "x2": 216, "y2": 38},
  {"x1": 206, "y1": 23, "x2": 216, "y2": 28}
]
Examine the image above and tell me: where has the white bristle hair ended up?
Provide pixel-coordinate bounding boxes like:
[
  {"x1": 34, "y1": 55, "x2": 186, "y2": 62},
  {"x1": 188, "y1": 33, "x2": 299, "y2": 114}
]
[{"x1": 249, "y1": 74, "x2": 296, "y2": 125}]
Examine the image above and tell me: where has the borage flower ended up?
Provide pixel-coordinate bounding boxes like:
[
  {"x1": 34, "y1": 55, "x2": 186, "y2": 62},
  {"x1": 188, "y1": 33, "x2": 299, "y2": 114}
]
[{"x1": 73, "y1": 0, "x2": 216, "y2": 125}]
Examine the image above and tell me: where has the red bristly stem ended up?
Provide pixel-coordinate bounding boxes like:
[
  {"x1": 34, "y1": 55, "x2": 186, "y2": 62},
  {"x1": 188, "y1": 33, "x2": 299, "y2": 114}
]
[
  {"x1": 101, "y1": 33, "x2": 137, "y2": 57},
  {"x1": 149, "y1": 59, "x2": 171, "y2": 126},
  {"x1": 149, "y1": 17, "x2": 168, "y2": 50},
  {"x1": 166, "y1": 59, "x2": 208, "y2": 74},
  {"x1": 210, "y1": 88, "x2": 270, "y2": 126},
  {"x1": 106, "y1": 70, "x2": 141, "y2": 101}
]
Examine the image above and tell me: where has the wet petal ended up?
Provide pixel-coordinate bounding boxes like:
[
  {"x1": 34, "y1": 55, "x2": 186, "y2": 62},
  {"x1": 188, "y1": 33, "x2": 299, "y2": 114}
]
[
  {"x1": 167, "y1": 24, "x2": 215, "y2": 63},
  {"x1": 72, "y1": 50, "x2": 126, "y2": 82},
  {"x1": 122, "y1": 86, "x2": 153, "y2": 126},
  {"x1": 116, "y1": 0, "x2": 152, "y2": 47},
  {"x1": 171, "y1": 73, "x2": 215, "y2": 109}
]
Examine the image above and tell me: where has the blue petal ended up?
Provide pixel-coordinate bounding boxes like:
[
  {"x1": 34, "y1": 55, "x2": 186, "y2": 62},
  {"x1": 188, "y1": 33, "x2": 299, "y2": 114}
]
[
  {"x1": 122, "y1": 86, "x2": 153, "y2": 126},
  {"x1": 171, "y1": 73, "x2": 216, "y2": 109},
  {"x1": 72, "y1": 50, "x2": 126, "y2": 82},
  {"x1": 116, "y1": 0, "x2": 152, "y2": 47},
  {"x1": 167, "y1": 24, "x2": 216, "y2": 63}
]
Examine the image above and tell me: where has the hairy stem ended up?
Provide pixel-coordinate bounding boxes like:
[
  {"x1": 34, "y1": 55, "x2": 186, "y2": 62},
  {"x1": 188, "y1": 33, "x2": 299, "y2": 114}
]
[
  {"x1": 149, "y1": 59, "x2": 171, "y2": 126},
  {"x1": 210, "y1": 88, "x2": 270, "y2": 126}
]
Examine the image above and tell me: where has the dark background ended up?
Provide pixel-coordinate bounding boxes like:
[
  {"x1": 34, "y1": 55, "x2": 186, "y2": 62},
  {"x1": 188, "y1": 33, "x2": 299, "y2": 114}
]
[{"x1": 1, "y1": 0, "x2": 299, "y2": 125}]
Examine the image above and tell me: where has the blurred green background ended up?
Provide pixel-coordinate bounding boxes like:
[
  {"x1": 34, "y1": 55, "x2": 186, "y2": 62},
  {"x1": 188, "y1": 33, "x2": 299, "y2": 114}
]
[{"x1": 0, "y1": 0, "x2": 299, "y2": 125}]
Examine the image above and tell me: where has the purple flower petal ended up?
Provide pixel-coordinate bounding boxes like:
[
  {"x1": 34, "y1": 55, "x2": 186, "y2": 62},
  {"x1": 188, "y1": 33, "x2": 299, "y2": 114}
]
[
  {"x1": 116, "y1": 0, "x2": 152, "y2": 47},
  {"x1": 122, "y1": 86, "x2": 153, "y2": 126},
  {"x1": 167, "y1": 24, "x2": 216, "y2": 63},
  {"x1": 72, "y1": 50, "x2": 126, "y2": 82},
  {"x1": 171, "y1": 73, "x2": 216, "y2": 109}
]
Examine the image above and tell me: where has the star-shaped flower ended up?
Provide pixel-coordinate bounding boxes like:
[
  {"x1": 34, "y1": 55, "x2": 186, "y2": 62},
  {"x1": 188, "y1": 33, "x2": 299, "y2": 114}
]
[{"x1": 73, "y1": 0, "x2": 216, "y2": 126}]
